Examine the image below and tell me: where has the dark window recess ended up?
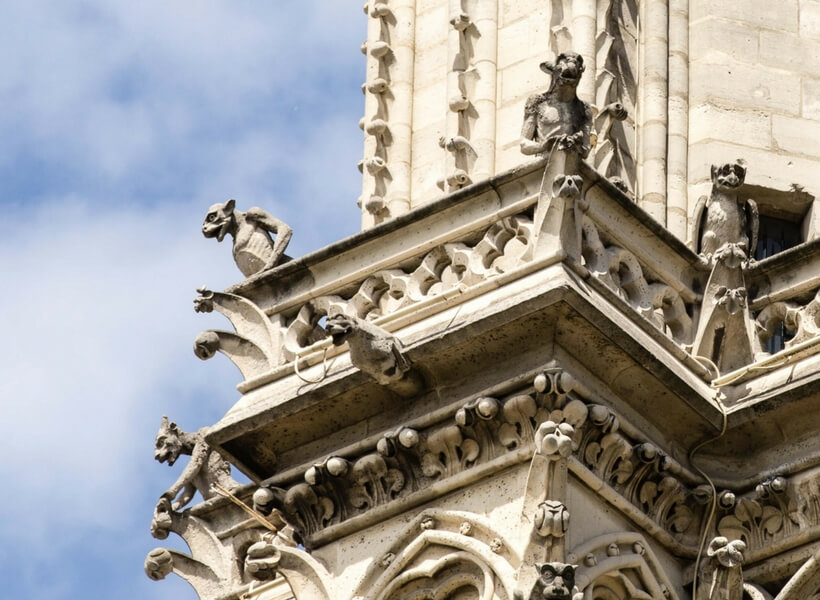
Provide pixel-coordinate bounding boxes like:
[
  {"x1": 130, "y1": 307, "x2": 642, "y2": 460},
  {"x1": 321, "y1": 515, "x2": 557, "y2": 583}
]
[
  {"x1": 754, "y1": 216, "x2": 802, "y2": 261},
  {"x1": 765, "y1": 322, "x2": 795, "y2": 355}
]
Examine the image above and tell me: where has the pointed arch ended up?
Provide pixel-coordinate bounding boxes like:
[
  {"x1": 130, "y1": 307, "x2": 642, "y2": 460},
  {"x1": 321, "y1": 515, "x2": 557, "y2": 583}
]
[{"x1": 353, "y1": 509, "x2": 520, "y2": 600}]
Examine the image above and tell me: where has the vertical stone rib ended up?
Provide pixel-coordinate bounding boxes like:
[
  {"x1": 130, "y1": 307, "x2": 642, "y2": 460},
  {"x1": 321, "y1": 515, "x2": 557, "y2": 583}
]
[
  {"x1": 387, "y1": 0, "x2": 416, "y2": 219},
  {"x1": 468, "y1": 0, "x2": 497, "y2": 183},
  {"x1": 666, "y1": 0, "x2": 688, "y2": 240},
  {"x1": 572, "y1": 0, "x2": 597, "y2": 104},
  {"x1": 638, "y1": 0, "x2": 668, "y2": 225}
]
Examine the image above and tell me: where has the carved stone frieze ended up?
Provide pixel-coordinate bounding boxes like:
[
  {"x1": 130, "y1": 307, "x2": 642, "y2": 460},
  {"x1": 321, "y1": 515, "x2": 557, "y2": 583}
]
[{"x1": 283, "y1": 212, "x2": 535, "y2": 356}]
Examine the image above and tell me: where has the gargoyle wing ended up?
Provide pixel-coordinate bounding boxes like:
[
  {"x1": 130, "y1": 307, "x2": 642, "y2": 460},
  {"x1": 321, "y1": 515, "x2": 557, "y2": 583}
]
[
  {"x1": 689, "y1": 194, "x2": 708, "y2": 253},
  {"x1": 746, "y1": 198, "x2": 759, "y2": 259}
]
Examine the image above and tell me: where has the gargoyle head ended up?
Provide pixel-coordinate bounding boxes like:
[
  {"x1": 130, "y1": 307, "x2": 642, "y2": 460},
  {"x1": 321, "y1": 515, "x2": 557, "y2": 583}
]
[
  {"x1": 202, "y1": 199, "x2": 237, "y2": 242},
  {"x1": 540, "y1": 52, "x2": 585, "y2": 89},
  {"x1": 530, "y1": 562, "x2": 578, "y2": 600},
  {"x1": 325, "y1": 313, "x2": 357, "y2": 346},
  {"x1": 154, "y1": 416, "x2": 184, "y2": 466},
  {"x1": 711, "y1": 161, "x2": 746, "y2": 191}
]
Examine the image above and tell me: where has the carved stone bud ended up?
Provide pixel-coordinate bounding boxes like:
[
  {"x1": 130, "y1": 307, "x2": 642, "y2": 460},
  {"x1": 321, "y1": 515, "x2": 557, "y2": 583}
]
[
  {"x1": 365, "y1": 195, "x2": 385, "y2": 215},
  {"x1": 534, "y1": 372, "x2": 550, "y2": 394},
  {"x1": 367, "y1": 78, "x2": 389, "y2": 94},
  {"x1": 588, "y1": 404, "x2": 618, "y2": 433},
  {"x1": 369, "y1": 3, "x2": 391, "y2": 18},
  {"x1": 606, "y1": 543, "x2": 620, "y2": 557},
  {"x1": 632, "y1": 542, "x2": 645, "y2": 555},
  {"x1": 377, "y1": 427, "x2": 419, "y2": 457},
  {"x1": 420, "y1": 516, "x2": 436, "y2": 530},
  {"x1": 365, "y1": 156, "x2": 387, "y2": 174},
  {"x1": 245, "y1": 535, "x2": 282, "y2": 582},
  {"x1": 459, "y1": 522, "x2": 473, "y2": 536},
  {"x1": 369, "y1": 40, "x2": 391, "y2": 58},
  {"x1": 306, "y1": 457, "x2": 349, "y2": 485},
  {"x1": 456, "y1": 397, "x2": 499, "y2": 426},
  {"x1": 253, "y1": 487, "x2": 276, "y2": 516},
  {"x1": 534, "y1": 500, "x2": 569, "y2": 538},
  {"x1": 535, "y1": 421, "x2": 575, "y2": 457},
  {"x1": 145, "y1": 548, "x2": 174, "y2": 581},
  {"x1": 193, "y1": 331, "x2": 220, "y2": 360},
  {"x1": 634, "y1": 442, "x2": 658, "y2": 463},
  {"x1": 366, "y1": 119, "x2": 389, "y2": 136},
  {"x1": 718, "y1": 490, "x2": 737, "y2": 509},
  {"x1": 449, "y1": 95, "x2": 470, "y2": 112}
]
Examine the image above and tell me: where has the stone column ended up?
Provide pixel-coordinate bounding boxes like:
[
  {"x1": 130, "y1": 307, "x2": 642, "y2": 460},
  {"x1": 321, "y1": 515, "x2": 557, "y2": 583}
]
[
  {"x1": 469, "y1": 0, "x2": 498, "y2": 184},
  {"x1": 572, "y1": 0, "x2": 597, "y2": 105},
  {"x1": 638, "y1": 0, "x2": 669, "y2": 225},
  {"x1": 666, "y1": 0, "x2": 689, "y2": 240}
]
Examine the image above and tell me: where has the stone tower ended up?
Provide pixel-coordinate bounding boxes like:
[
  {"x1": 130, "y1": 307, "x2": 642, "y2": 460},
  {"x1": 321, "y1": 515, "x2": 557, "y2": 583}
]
[{"x1": 147, "y1": 2, "x2": 820, "y2": 600}]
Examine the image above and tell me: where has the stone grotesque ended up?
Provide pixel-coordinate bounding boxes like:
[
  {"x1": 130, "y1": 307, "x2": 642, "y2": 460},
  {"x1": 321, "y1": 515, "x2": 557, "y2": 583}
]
[
  {"x1": 691, "y1": 161, "x2": 759, "y2": 372},
  {"x1": 528, "y1": 562, "x2": 583, "y2": 600},
  {"x1": 695, "y1": 537, "x2": 746, "y2": 600},
  {"x1": 690, "y1": 161, "x2": 759, "y2": 263},
  {"x1": 325, "y1": 313, "x2": 416, "y2": 389},
  {"x1": 153, "y1": 416, "x2": 238, "y2": 513},
  {"x1": 202, "y1": 199, "x2": 293, "y2": 278},
  {"x1": 520, "y1": 53, "x2": 593, "y2": 159}
]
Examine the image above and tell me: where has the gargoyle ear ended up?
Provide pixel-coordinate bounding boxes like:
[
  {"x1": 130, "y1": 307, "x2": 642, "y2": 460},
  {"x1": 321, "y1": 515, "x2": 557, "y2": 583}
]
[
  {"x1": 539, "y1": 60, "x2": 556, "y2": 74},
  {"x1": 734, "y1": 159, "x2": 747, "y2": 179},
  {"x1": 710, "y1": 164, "x2": 719, "y2": 182},
  {"x1": 225, "y1": 198, "x2": 236, "y2": 213}
]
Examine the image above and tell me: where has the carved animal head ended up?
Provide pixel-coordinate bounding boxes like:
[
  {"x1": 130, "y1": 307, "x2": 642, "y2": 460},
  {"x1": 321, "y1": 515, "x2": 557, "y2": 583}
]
[
  {"x1": 202, "y1": 199, "x2": 237, "y2": 242},
  {"x1": 711, "y1": 161, "x2": 746, "y2": 191},
  {"x1": 552, "y1": 174, "x2": 583, "y2": 200},
  {"x1": 540, "y1": 52, "x2": 585, "y2": 89},
  {"x1": 530, "y1": 563, "x2": 578, "y2": 600},
  {"x1": 325, "y1": 313, "x2": 357, "y2": 346},
  {"x1": 154, "y1": 416, "x2": 184, "y2": 466}
]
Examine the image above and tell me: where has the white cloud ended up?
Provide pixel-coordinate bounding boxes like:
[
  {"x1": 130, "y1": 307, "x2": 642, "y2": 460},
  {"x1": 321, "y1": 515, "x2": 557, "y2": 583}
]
[{"x1": 0, "y1": 2, "x2": 367, "y2": 598}]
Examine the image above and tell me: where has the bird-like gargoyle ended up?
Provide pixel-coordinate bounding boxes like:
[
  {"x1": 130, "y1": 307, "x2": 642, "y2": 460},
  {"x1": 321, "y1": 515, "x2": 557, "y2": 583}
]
[
  {"x1": 202, "y1": 199, "x2": 293, "y2": 278},
  {"x1": 325, "y1": 314, "x2": 422, "y2": 396},
  {"x1": 690, "y1": 161, "x2": 759, "y2": 265}
]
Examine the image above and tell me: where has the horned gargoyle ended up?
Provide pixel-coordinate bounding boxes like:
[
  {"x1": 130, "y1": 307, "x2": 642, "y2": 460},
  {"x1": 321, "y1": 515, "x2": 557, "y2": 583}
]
[
  {"x1": 325, "y1": 313, "x2": 422, "y2": 396},
  {"x1": 202, "y1": 199, "x2": 293, "y2": 278},
  {"x1": 153, "y1": 416, "x2": 238, "y2": 518},
  {"x1": 521, "y1": 52, "x2": 593, "y2": 159}
]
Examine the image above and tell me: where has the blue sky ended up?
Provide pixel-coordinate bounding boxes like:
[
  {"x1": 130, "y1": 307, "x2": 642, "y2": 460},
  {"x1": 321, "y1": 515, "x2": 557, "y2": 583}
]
[{"x1": 0, "y1": 3, "x2": 365, "y2": 598}]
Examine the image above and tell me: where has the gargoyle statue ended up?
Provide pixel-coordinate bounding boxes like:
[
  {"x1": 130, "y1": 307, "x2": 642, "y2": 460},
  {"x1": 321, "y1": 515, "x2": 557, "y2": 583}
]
[
  {"x1": 202, "y1": 199, "x2": 293, "y2": 278},
  {"x1": 690, "y1": 161, "x2": 759, "y2": 264},
  {"x1": 527, "y1": 562, "x2": 583, "y2": 600},
  {"x1": 325, "y1": 314, "x2": 421, "y2": 395},
  {"x1": 521, "y1": 52, "x2": 593, "y2": 159},
  {"x1": 153, "y1": 416, "x2": 238, "y2": 512}
]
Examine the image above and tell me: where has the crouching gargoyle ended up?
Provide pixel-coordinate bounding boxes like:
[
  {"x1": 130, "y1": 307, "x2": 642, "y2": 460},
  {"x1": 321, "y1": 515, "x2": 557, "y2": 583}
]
[
  {"x1": 525, "y1": 562, "x2": 583, "y2": 600},
  {"x1": 152, "y1": 416, "x2": 238, "y2": 532},
  {"x1": 202, "y1": 199, "x2": 293, "y2": 278},
  {"x1": 520, "y1": 52, "x2": 593, "y2": 159},
  {"x1": 325, "y1": 314, "x2": 423, "y2": 397}
]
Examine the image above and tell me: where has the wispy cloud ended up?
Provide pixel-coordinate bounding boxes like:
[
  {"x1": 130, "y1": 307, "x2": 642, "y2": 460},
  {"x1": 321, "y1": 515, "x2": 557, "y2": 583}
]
[{"x1": 0, "y1": 1, "x2": 366, "y2": 598}]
